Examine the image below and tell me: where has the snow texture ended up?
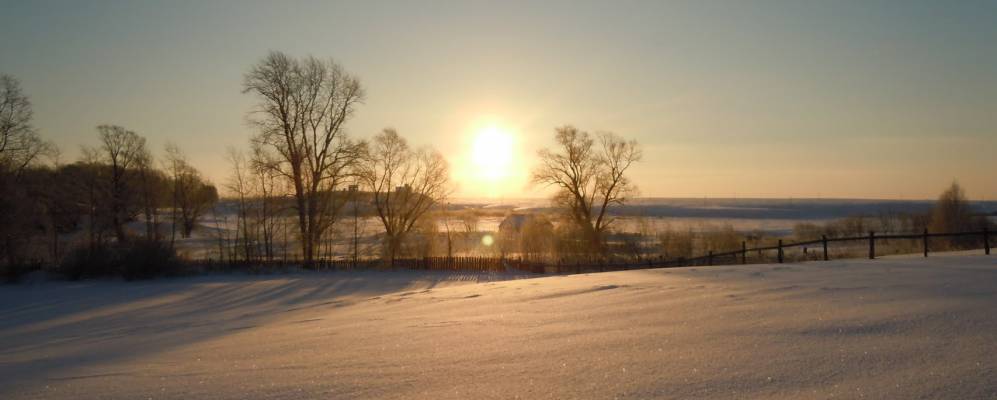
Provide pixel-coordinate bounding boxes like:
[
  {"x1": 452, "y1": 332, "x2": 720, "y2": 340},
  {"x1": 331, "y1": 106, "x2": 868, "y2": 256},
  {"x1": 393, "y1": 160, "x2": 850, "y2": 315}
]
[{"x1": 1, "y1": 255, "x2": 996, "y2": 399}]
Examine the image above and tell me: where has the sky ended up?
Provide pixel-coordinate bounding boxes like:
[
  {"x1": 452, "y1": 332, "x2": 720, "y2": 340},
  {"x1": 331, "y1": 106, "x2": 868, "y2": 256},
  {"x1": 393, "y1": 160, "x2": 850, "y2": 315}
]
[{"x1": 1, "y1": 0, "x2": 995, "y2": 200}]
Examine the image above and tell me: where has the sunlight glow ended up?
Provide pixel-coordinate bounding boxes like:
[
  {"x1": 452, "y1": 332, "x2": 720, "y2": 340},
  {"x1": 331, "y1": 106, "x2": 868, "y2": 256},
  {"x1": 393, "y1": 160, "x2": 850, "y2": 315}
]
[
  {"x1": 452, "y1": 117, "x2": 530, "y2": 198},
  {"x1": 471, "y1": 124, "x2": 514, "y2": 182}
]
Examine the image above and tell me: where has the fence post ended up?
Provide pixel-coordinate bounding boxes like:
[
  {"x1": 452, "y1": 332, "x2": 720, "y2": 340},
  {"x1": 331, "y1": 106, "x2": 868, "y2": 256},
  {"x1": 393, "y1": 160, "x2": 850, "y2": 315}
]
[
  {"x1": 821, "y1": 235, "x2": 829, "y2": 261},
  {"x1": 923, "y1": 228, "x2": 929, "y2": 258},
  {"x1": 984, "y1": 226, "x2": 990, "y2": 256},
  {"x1": 868, "y1": 231, "x2": 875, "y2": 260},
  {"x1": 741, "y1": 241, "x2": 747, "y2": 265},
  {"x1": 777, "y1": 240, "x2": 783, "y2": 264},
  {"x1": 707, "y1": 251, "x2": 713, "y2": 266}
]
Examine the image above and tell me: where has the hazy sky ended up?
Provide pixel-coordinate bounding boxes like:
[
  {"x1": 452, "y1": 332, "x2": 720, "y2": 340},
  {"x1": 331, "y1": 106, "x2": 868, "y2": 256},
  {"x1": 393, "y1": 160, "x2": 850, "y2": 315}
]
[{"x1": 2, "y1": 0, "x2": 995, "y2": 200}]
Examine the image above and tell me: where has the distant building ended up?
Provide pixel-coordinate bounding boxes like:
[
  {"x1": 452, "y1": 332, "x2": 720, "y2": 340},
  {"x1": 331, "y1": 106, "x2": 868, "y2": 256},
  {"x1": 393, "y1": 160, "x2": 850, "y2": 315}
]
[
  {"x1": 498, "y1": 214, "x2": 551, "y2": 235},
  {"x1": 498, "y1": 214, "x2": 555, "y2": 258}
]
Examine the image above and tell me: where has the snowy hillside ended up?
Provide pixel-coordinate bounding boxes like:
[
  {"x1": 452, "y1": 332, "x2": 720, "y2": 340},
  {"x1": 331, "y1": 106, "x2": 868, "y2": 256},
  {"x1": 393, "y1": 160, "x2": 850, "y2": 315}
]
[{"x1": 1, "y1": 255, "x2": 995, "y2": 399}]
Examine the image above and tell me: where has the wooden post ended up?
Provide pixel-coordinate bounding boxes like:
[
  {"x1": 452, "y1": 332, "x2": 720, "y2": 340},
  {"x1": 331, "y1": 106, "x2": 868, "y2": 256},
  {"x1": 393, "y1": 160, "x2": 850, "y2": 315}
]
[
  {"x1": 741, "y1": 241, "x2": 747, "y2": 265},
  {"x1": 923, "y1": 228, "x2": 929, "y2": 258},
  {"x1": 777, "y1": 240, "x2": 783, "y2": 264},
  {"x1": 984, "y1": 226, "x2": 990, "y2": 256},
  {"x1": 868, "y1": 231, "x2": 875, "y2": 260},
  {"x1": 821, "y1": 235, "x2": 829, "y2": 261},
  {"x1": 707, "y1": 251, "x2": 713, "y2": 266}
]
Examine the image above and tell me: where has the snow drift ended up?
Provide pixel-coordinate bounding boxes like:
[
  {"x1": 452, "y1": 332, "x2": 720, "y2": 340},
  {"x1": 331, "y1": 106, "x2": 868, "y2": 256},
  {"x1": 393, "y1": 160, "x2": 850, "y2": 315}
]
[{"x1": 1, "y1": 255, "x2": 995, "y2": 399}]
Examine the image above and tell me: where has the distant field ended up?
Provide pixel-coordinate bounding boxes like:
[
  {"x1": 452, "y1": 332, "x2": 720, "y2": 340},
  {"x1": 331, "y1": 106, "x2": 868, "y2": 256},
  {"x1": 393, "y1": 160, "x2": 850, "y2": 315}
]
[
  {"x1": 461, "y1": 197, "x2": 997, "y2": 236},
  {"x1": 2, "y1": 254, "x2": 995, "y2": 399}
]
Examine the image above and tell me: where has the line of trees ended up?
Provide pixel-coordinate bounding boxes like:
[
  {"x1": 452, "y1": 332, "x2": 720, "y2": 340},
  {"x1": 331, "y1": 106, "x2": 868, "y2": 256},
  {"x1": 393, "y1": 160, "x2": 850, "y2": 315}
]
[
  {"x1": 9, "y1": 53, "x2": 990, "y2": 278},
  {"x1": 236, "y1": 52, "x2": 451, "y2": 267},
  {"x1": 0, "y1": 74, "x2": 218, "y2": 280},
  {"x1": 3, "y1": 50, "x2": 648, "y2": 277},
  {"x1": 235, "y1": 52, "x2": 643, "y2": 267}
]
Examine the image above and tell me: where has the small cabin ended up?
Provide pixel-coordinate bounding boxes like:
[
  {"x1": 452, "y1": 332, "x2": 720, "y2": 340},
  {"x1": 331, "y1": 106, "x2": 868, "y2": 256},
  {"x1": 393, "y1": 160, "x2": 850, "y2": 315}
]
[{"x1": 498, "y1": 214, "x2": 552, "y2": 235}]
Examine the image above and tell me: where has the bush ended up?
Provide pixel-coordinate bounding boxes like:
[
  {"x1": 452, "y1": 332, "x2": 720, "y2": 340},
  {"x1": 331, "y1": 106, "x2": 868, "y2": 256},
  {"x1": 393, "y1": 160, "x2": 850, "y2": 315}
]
[
  {"x1": 2, "y1": 261, "x2": 42, "y2": 283},
  {"x1": 59, "y1": 241, "x2": 185, "y2": 280},
  {"x1": 929, "y1": 182, "x2": 984, "y2": 250},
  {"x1": 658, "y1": 228, "x2": 694, "y2": 259},
  {"x1": 60, "y1": 245, "x2": 118, "y2": 280},
  {"x1": 119, "y1": 240, "x2": 184, "y2": 280}
]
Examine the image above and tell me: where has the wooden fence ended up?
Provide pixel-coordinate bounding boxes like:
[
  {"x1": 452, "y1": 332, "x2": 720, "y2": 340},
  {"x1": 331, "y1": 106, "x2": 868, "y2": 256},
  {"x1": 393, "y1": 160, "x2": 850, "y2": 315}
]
[
  {"x1": 650, "y1": 228, "x2": 991, "y2": 268},
  {"x1": 192, "y1": 228, "x2": 992, "y2": 275}
]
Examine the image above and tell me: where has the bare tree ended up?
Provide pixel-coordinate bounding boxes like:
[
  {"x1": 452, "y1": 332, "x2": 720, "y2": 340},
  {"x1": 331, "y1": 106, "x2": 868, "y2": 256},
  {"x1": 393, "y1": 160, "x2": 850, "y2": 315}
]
[
  {"x1": 226, "y1": 148, "x2": 258, "y2": 261},
  {"x1": 0, "y1": 74, "x2": 56, "y2": 267},
  {"x1": 0, "y1": 75, "x2": 54, "y2": 176},
  {"x1": 163, "y1": 144, "x2": 216, "y2": 239},
  {"x1": 242, "y1": 51, "x2": 365, "y2": 265},
  {"x1": 135, "y1": 151, "x2": 168, "y2": 242},
  {"x1": 460, "y1": 212, "x2": 479, "y2": 234},
  {"x1": 251, "y1": 145, "x2": 283, "y2": 261},
  {"x1": 929, "y1": 181, "x2": 980, "y2": 249},
  {"x1": 97, "y1": 125, "x2": 148, "y2": 243},
  {"x1": 441, "y1": 203, "x2": 455, "y2": 258},
  {"x1": 532, "y1": 126, "x2": 642, "y2": 252},
  {"x1": 358, "y1": 129, "x2": 450, "y2": 265},
  {"x1": 164, "y1": 143, "x2": 184, "y2": 246},
  {"x1": 75, "y1": 147, "x2": 111, "y2": 250}
]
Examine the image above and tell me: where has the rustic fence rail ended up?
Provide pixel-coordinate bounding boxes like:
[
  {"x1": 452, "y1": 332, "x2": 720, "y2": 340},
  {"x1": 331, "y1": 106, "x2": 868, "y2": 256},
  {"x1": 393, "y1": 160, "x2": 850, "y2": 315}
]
[{"x1": 191, "y1": 228, "x2": 992, "y2": 275}]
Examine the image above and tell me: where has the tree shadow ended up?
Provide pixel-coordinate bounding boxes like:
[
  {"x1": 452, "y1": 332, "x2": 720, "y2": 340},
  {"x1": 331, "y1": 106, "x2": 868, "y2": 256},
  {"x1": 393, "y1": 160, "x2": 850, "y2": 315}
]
[{"x1": 0, "y1": 270, "x2": 530, "y2": 393}]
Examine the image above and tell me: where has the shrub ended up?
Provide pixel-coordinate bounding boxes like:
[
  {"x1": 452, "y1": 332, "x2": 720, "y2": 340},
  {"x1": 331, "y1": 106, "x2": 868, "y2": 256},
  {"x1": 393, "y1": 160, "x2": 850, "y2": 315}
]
[
  {"x1": 658, "y1": 228, "x2": 694, "y2": 259},
  {"x1": 929, "y1": 182, "x2": 983, "y2": 249},
  {"x1": 59, "y1": 241, "x2": 185, "y2": 280},
  {"x1": 119, "y1": 240, "x2": 185, "y2": 280},
  {"x1": 60, "y1": 245, "x2": 119, "y2": 280},
  {"x1": 2, "y1": 261, "x2": 42, "y2": 283}
]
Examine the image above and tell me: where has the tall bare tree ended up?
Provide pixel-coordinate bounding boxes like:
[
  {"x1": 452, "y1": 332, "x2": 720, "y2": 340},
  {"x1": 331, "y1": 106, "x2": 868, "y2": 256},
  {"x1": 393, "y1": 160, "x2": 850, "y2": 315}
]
[
  {"x1": 0, "y1": 74, "x2": 56, "y2": 267},
  {"x1": 358, "y1": 129, "x2": 450, "y2": 264},
  {"x1": 0, "y1": 75, "x2": 53, "y2": 176},
  {"x1": 243, "y1": 51, "x2": 365, "y2": 265},
  {"x1": 97, "y1": 125, "x2": 148, "y2": 243},
  {"x1": 532, "y1": 126, "x2": 642, "y2": 252}
]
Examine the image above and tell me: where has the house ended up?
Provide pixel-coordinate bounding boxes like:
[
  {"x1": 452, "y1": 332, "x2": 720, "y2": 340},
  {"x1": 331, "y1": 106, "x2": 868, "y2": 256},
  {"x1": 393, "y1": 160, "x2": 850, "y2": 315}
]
[
  {"x1": 497, "y1": 214, "x2": 555, "y2": 258},
  {"x1": 498, "y1": 214, "x2": 552, "y2": 235}
]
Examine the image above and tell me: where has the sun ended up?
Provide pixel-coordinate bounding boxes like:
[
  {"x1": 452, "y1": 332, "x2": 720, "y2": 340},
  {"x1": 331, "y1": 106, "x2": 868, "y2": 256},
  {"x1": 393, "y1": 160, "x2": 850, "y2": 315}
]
[
  {"x1": 456, "y1": 119, "x2": 528, "y2": 197},
  {"x1": 471, "y1": 124, "x2": 514, "y2": 182}
]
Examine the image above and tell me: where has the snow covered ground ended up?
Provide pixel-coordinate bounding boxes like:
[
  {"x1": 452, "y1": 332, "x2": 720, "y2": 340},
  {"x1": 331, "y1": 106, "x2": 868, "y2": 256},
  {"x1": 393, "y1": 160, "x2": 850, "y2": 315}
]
[{"x1": 1, "y1": 255, "x2": 995, "y2": 399}]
